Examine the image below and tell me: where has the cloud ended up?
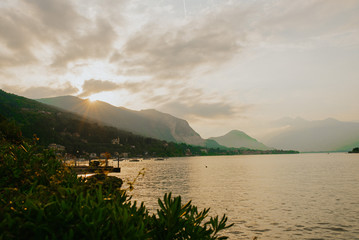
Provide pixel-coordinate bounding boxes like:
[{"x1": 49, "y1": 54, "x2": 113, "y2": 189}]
[
  {"x1": 2, "y1": 82, "x2": 79, "y2": 99},
  {"x1": 0, "y1": 8, "x2": 40, "y2": 67},
  {"x1": 0, "y1": 0, "x2": 83, "y2": 67},
  {"x1": 52, "y1": 18, "x2": 117, "y2": 67},
  {"x1": 0, "y1": 0, "x2": 120, "y2": 70},
  {"x1": 1, "y1": 0, "x2": 357, "y2": 76},
  {"x1": 78, "y1": 79, "x2": 146, "y2": 97},
  {"x1": 111, "y1": 8, "x2": 240, "y2": 80},
  {"x1": 78, "y1": 79, "x2": 120, "y2": 97},
  {"x1": 160, "y1": 101, "x2": 237, "y2": 119},
  {"x1": 76, "y1": 77, "x2": 248, "y2": 121},
  {"x1": 235, "y1": 0, "x2": 359, "y2": 49},
  {"x1": 109, "y1": 0, "x2": 359, "y2": 85},
  {"x1": 140, "y1": 84, "x2": 249, "y2": 121},
  {"x1": 26, "y1": 0, "x2": 85, "y2": 34}
]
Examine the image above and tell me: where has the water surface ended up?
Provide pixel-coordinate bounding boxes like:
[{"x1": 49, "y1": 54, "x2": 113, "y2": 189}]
[{"x1": 110, "y1": 153, "x2": 359, "y2": 239}]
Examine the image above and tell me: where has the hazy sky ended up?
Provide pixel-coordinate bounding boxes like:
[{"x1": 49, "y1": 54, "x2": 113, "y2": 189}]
[{"x1": 1, "y1": 0, "x2": 359, "y2": 139}]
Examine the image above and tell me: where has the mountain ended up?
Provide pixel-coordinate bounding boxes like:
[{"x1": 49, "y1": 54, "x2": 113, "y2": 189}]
[
  {"x1": 263, "y1": 117, "x2": 359, "y2": 152},
  {"x1": 36, "y1": 96, "x2": 205, "y2": 146},
  {"x1": 209, "y1": 130, "x2": 270, "y2": 150},
  {"x1": 204, "y1": 139, "x2": 227, "y2": 149},
  {"x1": 0, "y1": 89, "x2": 167, "y2": 155},
  {"x1": 0, "y1": 89, "x2": 243, "y2": 157}
]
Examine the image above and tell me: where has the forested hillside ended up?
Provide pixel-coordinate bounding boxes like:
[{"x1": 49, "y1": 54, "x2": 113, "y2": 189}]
[{"x1": 0, "y1": 90, "x2": 239, "y2": 157}]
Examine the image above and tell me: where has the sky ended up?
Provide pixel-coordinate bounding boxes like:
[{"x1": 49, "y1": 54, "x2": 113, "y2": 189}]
[{"x1": 1, "y1": 0, "x2": 359, "y2": 139}]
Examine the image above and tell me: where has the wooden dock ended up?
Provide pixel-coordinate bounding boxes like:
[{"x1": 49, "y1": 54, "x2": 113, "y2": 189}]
[{"x1": 70, "y1": 166, "x2": 121, "y2": 174}]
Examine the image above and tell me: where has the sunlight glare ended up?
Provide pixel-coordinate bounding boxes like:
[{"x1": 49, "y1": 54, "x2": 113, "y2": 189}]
[{"x1": 88, "y1": 95, "x2": 98, "y2": 103}]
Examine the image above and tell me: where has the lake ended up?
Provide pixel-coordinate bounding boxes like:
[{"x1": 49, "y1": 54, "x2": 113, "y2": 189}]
[{"x1": 110, "y1": 153, "x2": 359, "y2": 239}]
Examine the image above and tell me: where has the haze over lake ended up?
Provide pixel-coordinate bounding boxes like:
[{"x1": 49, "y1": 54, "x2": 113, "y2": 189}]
[{"x1": 111, "y1": 153, "x2": 359, "y2": 239}]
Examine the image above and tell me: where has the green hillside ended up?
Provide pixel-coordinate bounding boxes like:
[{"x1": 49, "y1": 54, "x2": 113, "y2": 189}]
[
  {"x1": 210, "y1": 130, "x2": 270, "y2": 150},
  {"x1": 37, "y1": 96, "x2": 205, "y2": 146},
  {"x1": 0, "y1": 90, "x2": 298, "y2": 157},
  {"x1": 0, "y1": 90, "x2": 238, "y2": 157}
]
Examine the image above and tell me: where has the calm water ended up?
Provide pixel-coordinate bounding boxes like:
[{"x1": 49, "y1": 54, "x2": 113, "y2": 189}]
[{"x1": 110, "y1": 153, "x2": 359, "y2": 239}]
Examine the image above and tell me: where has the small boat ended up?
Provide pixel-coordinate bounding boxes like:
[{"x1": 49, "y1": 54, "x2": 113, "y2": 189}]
[
  {"x1": 129, "y1": 159, "x2": 140, "y2": 162},
  {"x1": 155, "y1": 158, "x2": 165, "y2": 161}
]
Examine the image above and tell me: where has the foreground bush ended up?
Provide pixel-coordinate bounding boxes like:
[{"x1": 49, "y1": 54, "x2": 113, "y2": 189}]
[{"x1": 0, "y1": 138, "x2": 233, "y2": 239}]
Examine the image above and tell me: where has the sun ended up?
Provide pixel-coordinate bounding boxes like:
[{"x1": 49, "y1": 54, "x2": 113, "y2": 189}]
[{"x1": 87, "y1": 95, "x2": 99, "y2": 103}]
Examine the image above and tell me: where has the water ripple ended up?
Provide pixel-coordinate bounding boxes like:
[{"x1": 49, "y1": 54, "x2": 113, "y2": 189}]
[{"x1": 110, "y1": 153, "x2": 359, "y2": 239}]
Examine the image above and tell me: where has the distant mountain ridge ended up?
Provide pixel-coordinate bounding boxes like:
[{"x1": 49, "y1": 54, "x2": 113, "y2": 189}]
[
  {"x1": 210, "y1": 130, "x2": 270, "y2": 150},
  {"x1": 37, "y1": 96, "x2": 206, "y2": 146},
  {"x1": 263, "y1": 117, "x2": 359, "y2": 152},
  {"x1": 0, "y1": 89, "x2": 169, "y2": 155},
  {"x1": 0, "y1": 89, "x2": 245, "y2": 157}
]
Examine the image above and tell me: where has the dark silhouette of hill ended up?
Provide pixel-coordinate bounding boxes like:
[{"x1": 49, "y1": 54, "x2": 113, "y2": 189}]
[
  {"x1": 37, "y1": 96, "x2": 205, "y2": 146},
  {"x1": 0, "y1": 90, "x2": 237, "y2": 157}
]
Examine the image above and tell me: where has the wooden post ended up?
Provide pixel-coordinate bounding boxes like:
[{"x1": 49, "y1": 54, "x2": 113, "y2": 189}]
[{"x1": 105, "y1": 152, "x2": 110, "y2": 167}]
